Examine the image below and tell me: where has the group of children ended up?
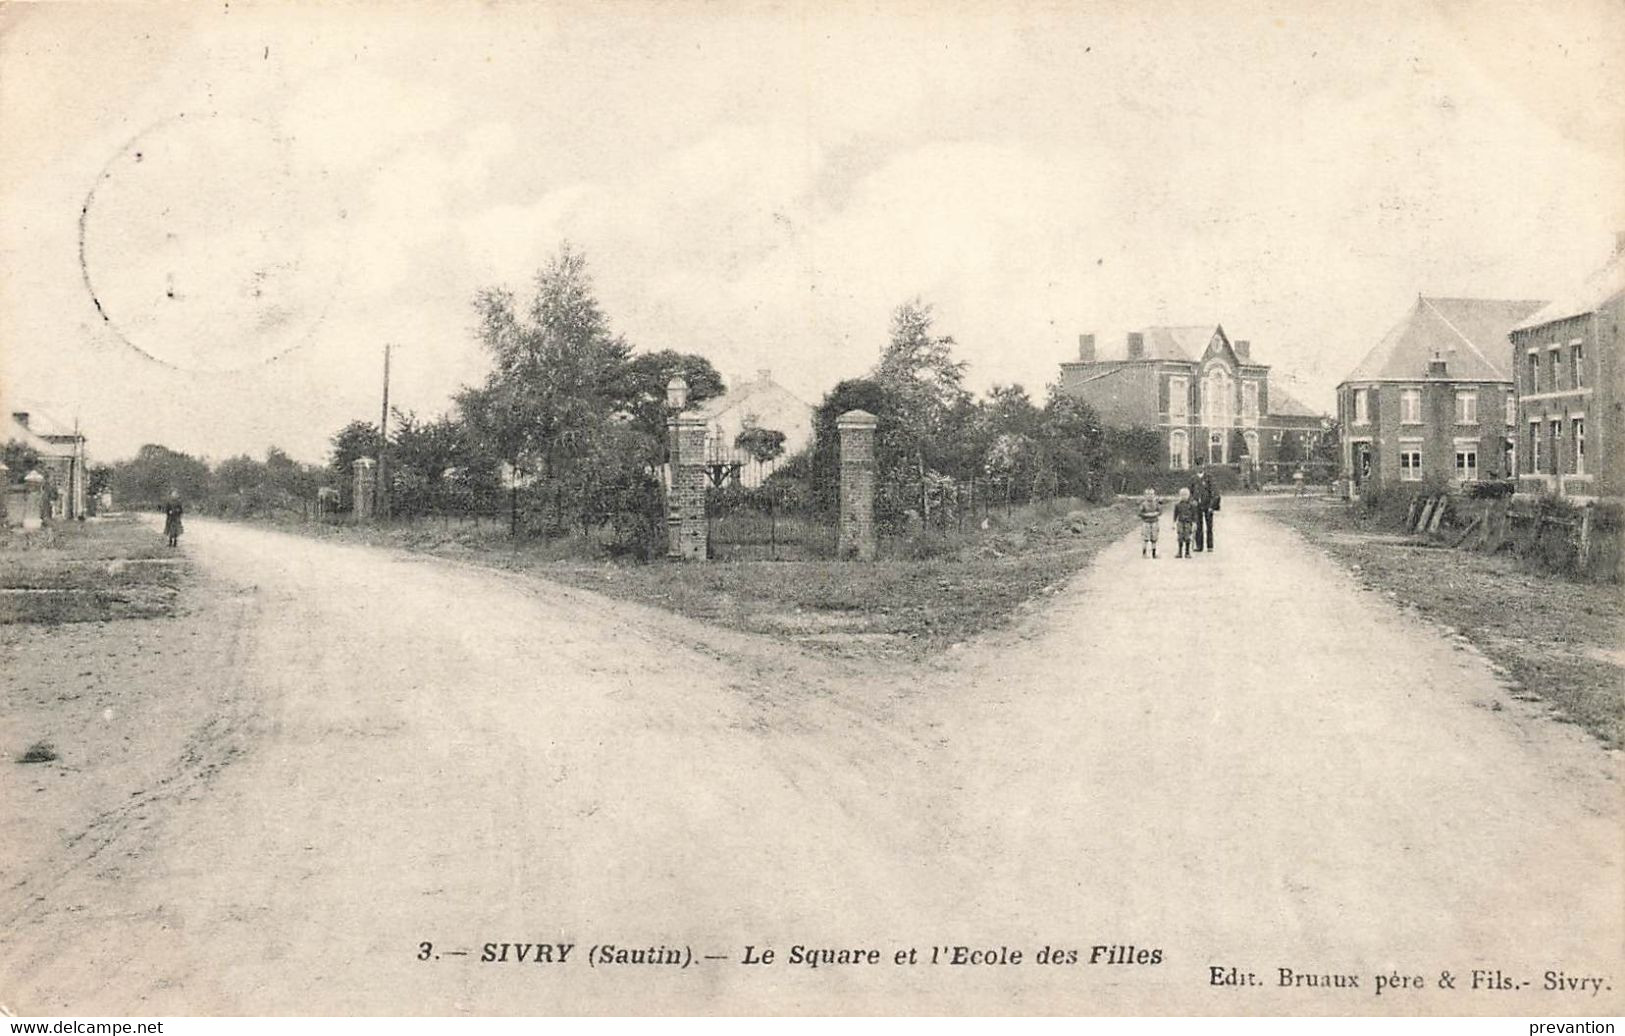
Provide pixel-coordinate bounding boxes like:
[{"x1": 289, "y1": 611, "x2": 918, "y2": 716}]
[{"x1": 1137, "y1": 487, "x2": 1200, "y2": 559}]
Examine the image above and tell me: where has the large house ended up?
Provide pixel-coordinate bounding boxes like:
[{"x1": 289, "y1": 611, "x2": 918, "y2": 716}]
[
  {"x1": 6, "y1": 409, "x2": 88, "y2": 519},
  {"x1": 1508, "y1": 237, "x2": 1623, "y2": 501},
  {"x1": 1336, "y1": 297, "x2": 1544, "y2": 492},
  {"x1": 1056, "y1": 325, "x2": 1323, "y2": 474},
  {"x1": 694, "y1": 369, "x2": 813, "y2": 487}
]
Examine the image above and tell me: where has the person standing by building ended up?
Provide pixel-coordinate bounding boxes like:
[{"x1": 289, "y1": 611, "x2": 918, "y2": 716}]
[
  {"x1": 163, "y1": 490, "x2": 184, "y2": 548},
  {"x1": 1190, "y1": 461, "x2": 1218, "y2": 552}
]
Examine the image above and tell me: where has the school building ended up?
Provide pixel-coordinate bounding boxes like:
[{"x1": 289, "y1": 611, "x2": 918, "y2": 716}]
[{"x1": 1056, "y1": 324, "x2": 1323, "y2": 476}]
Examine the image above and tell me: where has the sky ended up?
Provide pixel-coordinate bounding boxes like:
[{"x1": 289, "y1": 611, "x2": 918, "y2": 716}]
[{"x1": 2, "y1": 0, "x2": 1622, "y2": 463}]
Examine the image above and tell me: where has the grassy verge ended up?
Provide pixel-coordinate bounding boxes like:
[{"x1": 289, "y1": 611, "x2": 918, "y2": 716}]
[
  {"x1": 1265, "y1": 497, "x2": 1624, "y2": 748},
  {"x1": 0, "y1": 515, "x2": 186, "y2": 624},
  {"x1": 270, "y1": 499, "x2": 1138, "y2": 659}
]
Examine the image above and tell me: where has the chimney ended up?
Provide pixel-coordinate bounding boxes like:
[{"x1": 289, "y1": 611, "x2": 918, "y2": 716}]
[
  {"x1": 11, "y1": 411, "x2": 27, "y2": 428},
  {"x1": 1427, "y1": 356, "x2": 1448, "y2": 378},
  {"x1": 1126, "y1": 332, "x2": 1145, "y2": 359},
  {"x1": 1234, "y1": 339, "x2": 1251, "y2": 361},
  {"x1": 1077, "y1": 334, "x2": 1095, "y2": 362},
  {"x1": 757, "y1": 368, "x2": 773, "y2": 384}
]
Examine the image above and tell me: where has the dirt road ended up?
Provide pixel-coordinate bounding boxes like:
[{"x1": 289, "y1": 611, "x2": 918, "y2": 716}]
[{"x1": 2, "y1": 502, "x2": 1619, "y2": 1014}]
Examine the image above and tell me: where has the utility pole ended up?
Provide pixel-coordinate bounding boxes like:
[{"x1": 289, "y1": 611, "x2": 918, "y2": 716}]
[{"x1": 378, "y1": 343, "x2": 391, "y2": 520}]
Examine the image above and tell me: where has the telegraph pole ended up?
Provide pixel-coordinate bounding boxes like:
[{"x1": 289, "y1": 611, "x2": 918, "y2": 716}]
[{"x1": 378, "y1": 343, "x2": 391, "y2": 519}]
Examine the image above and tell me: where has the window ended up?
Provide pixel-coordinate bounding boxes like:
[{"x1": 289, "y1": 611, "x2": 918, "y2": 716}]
[
  {"x1": 1454, "y1": 442, "x2": 1478, "y2": 481},
  {"x1": 1551, "y1": 419, "x2": 1564, "y2": 474},
  {"x1": 1243, "y1": 430, "x2": 1259, "y2": 463},
  {"x1": 1399, "y1": 445, "x2": 1423, "y2": 481},
  {"x1": 1455, "y1": 390, "x2": 1478, "y2": 425},
  {"x1": 1400, "y1": 388, "x2": 1422, "y2": 424},
  {"x1": 1550, "y1": 348, "x2": 1563, "y2": 392},
  {"x1": 1527, "y1": 352, "x2": 1540, "y2": 393},
  {"x1": 1243, "y1": 381, "x2": 1259, "y2": 420},
  {"x1": 1169, "y1": 429, "x2": 1189, "y2": 470},
  {"x1": 1352, "y1": 388, "x2": 1370, "y2": 425},
  {"x1": 1168, "y1": 377, "x2": 1188, "y2": 422},
  {"x1": 1574, "y1": 341, "x2": 1585, "y2": 388},
  {"x1": 1505, "y1": 392, "x2": 1516, "y2": 427},
  {"x1": 1575, "y1": 417, "x2": 1586, "y2": 475},
  {"x1": 1209, "y1": 430, "x2": 1225, "y2": 465},
  {"x1": 1530, "y1": 421, "x2": 1542, "y2": 474},
  {"x1": 1203, "y1": 368, "x2": 1233, "y2": 426}
]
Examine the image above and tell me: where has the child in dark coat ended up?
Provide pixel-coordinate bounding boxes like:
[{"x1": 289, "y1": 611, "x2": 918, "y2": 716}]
[{"x1": 1172, "y1": 487, "x2": 1197, "y2": 558}]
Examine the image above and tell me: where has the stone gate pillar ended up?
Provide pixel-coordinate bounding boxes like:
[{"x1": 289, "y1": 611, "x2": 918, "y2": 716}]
[
  {"x1": 20, "y1": 469, "x2": 45, "y2": 530},
  {"x1": 837, "y1": 409, "x2": 878, "y2": 561},
  {"x1": 353, "y1": 457, "x2": 376, "y2": 520},
  {"x1": 667, "y1": 415, "x2": 710, "y2": 561}
]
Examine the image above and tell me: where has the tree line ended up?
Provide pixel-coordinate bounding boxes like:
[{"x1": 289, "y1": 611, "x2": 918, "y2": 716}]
[{"x1": 35, "y1": 242, "x2": 1190, "y2": 551}]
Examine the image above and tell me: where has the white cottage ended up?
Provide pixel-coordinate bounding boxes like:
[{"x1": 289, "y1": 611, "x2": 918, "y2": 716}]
[{"x1": 694, "y1": 370, "x2": 814, "y2": 487}]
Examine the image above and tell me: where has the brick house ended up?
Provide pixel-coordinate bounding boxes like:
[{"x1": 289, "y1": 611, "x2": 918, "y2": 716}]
[
  {"x1": 1336, "y1": 297, "x2": 1544, "y2": 493},
  {"x1": 6, "y1": 409, "x2": 88, "y2": 519},
  {"x1": 1508, "y1": 238, "x2": 1623, "y2": 501},
  {"x1": 1057, "y1": 325, "x2": 1324, "y2": 474}
]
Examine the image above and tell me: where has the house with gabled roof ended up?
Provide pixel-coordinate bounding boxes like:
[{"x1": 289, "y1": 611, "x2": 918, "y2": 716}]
[
  {"x1": 1509, "y1": 236, "x2": 1624, "y2": 501},
  {"x1": 1336, "y1": 296, "x2": 1545, "y2": 492},
  {"x1": 694, "y1": 369, "x2": 813, "y2": 487},
  {"x1": 6, "y1": 407, "x2": 89, "y2": 519},
  {"x1": 1056, "y1": 324, "x2": 1324, "y2": 475}
]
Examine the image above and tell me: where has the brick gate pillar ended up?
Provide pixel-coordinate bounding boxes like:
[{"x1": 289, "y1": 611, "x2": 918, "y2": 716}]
[
  {"x1": 667, "y1": 415, "x2": 710, "y2": 561},
  {"x1": 353, "y1": 457, "x2": 376, "y2": 520},
  {"x1": 837, "y1": 409, "x2": 878, "y2": 561}
]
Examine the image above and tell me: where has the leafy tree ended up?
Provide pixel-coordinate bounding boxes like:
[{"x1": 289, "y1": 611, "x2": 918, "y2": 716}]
[
  {"x1": 213, "y1": 454, "x2": 265, "y2": 498},
  {"x1": 1, "y1": 440, "x2": 40, "y2": 484},
  {"x1": 466, "y1": 243, "x2": 638, "y2": 535},
  {"x1": 1277, "y1": 430, "x2": 1303, "y2": 466},
  {"x1": 86, "y1": 464, "x2": 113, "y2": 499},
  {"x1": 110, "y1": 444, "x2": 211, "y2": 508},
  {"x1": 328, "y1": 420, "x2": 380, "y2": 511},
  {"x1": 1311, "y1": 420, "x2": 1340, "y2": 467},
  {"x1": 1037, "y1": 388, "x2": 1105, "y2": 497},
  {"x1": 872, "y1": 298, "x2": 970, "y2": 475},
  {"x1": 734, "y1": 426, "x2": 786, "y2": 465},
  {"x1": 626, "y1": 350, "x2": 726, "y2": 444},
  {"x1": 389, "y1": 410, "x2": 471, "y2": 517},
  {"x1": 1103, "y1": 425, "x2": 1162, "y2": 469}
]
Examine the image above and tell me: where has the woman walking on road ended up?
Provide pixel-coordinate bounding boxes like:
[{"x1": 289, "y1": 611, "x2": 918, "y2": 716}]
[{"x1": 163, "y1": 490, "x2": 185, "y2": 548}]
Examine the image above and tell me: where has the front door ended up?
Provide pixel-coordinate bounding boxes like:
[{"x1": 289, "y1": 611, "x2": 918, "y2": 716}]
[{"x1": 1354, "y1": 443, "x2": 1372, "y2": 484}]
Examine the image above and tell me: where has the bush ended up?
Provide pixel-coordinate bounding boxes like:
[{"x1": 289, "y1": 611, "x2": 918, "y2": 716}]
[
  {"x1": 1466, "y1": 479, "x2": 1516, "y2": 500},
  {"x1": 1109, "y1": 466, "x2": 1243, "y2": 498}
]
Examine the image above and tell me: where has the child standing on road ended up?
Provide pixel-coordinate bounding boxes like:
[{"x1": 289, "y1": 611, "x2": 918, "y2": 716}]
[
  {"x1": 1137, "y1": 487, "x2": 1162, "y2": 559},
  {"x1": 1172, "y1": 487, "x2": 1197, "y2": 558}
]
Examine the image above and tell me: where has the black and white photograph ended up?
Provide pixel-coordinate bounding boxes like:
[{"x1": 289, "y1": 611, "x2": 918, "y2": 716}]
[{"x1": 1, "y1": 0, "x2": 1621, "y2": 1021}]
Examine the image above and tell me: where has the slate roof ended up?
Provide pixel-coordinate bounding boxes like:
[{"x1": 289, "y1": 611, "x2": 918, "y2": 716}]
[
  {"x1": 1139, "y1": 326, "x2": 1219, "y2": 362},
  {"x1": 1269, "y1": 386, "x2": 1323, "y2": 419},
  {"x1": 1342, "y1": 296, "x2": 1546, "y2": 384},
  {"x1": 694, "y1": 373, "x2": 811, "y2": 421},
  {"x1": 1513, "y1": 250, "x2": 1625, "y2": 331}
]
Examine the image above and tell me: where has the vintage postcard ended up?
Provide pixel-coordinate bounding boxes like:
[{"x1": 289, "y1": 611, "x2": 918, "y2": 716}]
[{"x1": 1, "y1": 0, "x2": 1621, "y2": 1019}]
